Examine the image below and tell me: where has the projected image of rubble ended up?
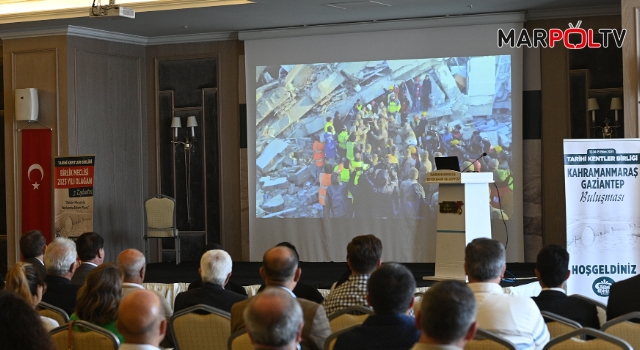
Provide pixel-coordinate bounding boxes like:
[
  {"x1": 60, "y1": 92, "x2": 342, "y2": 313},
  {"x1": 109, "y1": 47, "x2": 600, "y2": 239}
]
[{"x1": 256, "y1": 55, "x2": 513, "y2": 219}]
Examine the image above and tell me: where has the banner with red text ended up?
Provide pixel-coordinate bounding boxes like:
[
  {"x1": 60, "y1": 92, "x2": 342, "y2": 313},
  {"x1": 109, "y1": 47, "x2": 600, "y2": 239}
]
[
  {"x1": 22, "y1": 129, "x2": 52, "y2": 242},
  {"x1": 564, "y1": 139, "x2": 640, "y2": 303},
  {"x1": 54, "y1": 155, "x2": 95, "y2": 238}
]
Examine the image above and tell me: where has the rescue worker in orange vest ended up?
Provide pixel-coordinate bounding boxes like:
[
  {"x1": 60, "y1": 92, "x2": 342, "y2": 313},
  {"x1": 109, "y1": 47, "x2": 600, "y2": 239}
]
[
  {"x1": 312, "y1": 135, "x2": 325, "y2": 181},
  {"x1": 318, "y1": 163, "x2": 333, "y2": 219}
]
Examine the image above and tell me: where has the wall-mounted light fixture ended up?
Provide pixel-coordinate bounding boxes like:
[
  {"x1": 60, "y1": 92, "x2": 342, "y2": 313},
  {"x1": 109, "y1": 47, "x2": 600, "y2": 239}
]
[{"x1": 170, "y1": 116, "x2": 198, "y2": 224}]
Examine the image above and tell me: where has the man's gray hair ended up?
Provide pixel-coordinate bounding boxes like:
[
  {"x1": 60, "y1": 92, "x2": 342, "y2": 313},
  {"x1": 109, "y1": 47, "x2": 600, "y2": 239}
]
[
  {"x1": 420, "y1": 280, "x2": 477, "y2": 343},
  {"x1": 465, "y1": 238, "x2": 506, "y2": 281},
  {"x1": 118, "y1": 249, "x2": 146, "y2": 279},
  {"x1": 200, "y1": 250, "x2": 232, "y2": 285},
  {"x1": 44, "y1": 237, "x2": 77, "y2": 276},
  {"x1": 244, "y1": 287, "x2": 303, "y2": 347}
]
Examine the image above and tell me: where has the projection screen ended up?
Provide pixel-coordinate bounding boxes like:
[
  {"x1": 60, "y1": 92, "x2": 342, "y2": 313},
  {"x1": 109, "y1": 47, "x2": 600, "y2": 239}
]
[{"x1": 242, "y1": 14, "x2": 524, "y2": 262}]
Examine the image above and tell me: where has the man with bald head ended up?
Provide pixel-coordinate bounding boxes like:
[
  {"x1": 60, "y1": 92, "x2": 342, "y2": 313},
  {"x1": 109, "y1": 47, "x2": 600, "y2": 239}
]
[
  {"x1": 244, "y1": 287, "x2": 304, "y2": 350},
  {"x1": 117, "y1": 249, "x2": 173, "y2": 317},
  {"x1": 117, "y1": 290, "x2": 167, "y2": 350},
  {"x1": 231, "y1": 245, "x2": 331, "y2": 350}
]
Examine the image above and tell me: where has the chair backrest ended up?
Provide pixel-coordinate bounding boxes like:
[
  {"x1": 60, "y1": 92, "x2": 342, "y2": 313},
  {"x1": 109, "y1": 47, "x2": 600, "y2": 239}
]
[
  {"x1": 170, "y1": 304, "x2": 231, "y2": 350},
  {"x1": 541, "y1": 311, "x2": 582, "y2": 339},
  {"x1": 228, "y1": 329, "x2": 253, "y2": 350},
  {"x1": 601, "y1": 311, "x2": 640, "y2": 349},
  {"x1": 569, "y1": 294, "x2": 608, "y2": 327},
  {"x1": 50, "y1": 320, "x2": 120, "y2": 350},
  {"x1": 542, "y1": 328, "x2": 632, "y2": 350},
  {"x1": 466, "y1": 328, "x2": 517, "y2": 350},
  {"x1": 327, "y1": 305, "x2": 373, "y2": 333},
  {"x1": 38, "y1": 302, "x2": 70, "y2": 325},
  {"x1": 145, "y1": 195, "x2": 177, "y2": 237},
  {"x1": 324, "y1": 325, "x2": 358, "y2": 350}
]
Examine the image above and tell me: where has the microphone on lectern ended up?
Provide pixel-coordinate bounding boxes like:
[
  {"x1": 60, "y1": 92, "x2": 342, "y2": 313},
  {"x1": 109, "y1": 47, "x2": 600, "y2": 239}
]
[{"x1": 461, "y1": 153, "x2": 487, "y2": 172}]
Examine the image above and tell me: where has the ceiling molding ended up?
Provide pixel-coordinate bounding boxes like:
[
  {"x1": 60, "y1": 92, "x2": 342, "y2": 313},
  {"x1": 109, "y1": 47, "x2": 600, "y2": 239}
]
[
  {"x1": 0, "y1": 25, "x2": 237, "y2": 45},
  {"x1": 526, "y1": 4, "x2": 621, "y2": 21},
  {"x1": 238, "y1": 12, "x2": 525, "y2": 41}
]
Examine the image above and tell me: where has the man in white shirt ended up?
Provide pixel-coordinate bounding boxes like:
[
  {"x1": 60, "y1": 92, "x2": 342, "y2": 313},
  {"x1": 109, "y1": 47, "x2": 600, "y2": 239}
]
[
  {"x1": 411, "y1": 280, "x2": 477, "y2": 350},
  {"x1": 117, "y1": 290, "x2": 167, "y2": 350},
  {"x1": 465, "y1": 238, "x2": 549, "y2": 350},
  {"x1": 71, "y1": 232, "x2": 104, "y2": 286}
]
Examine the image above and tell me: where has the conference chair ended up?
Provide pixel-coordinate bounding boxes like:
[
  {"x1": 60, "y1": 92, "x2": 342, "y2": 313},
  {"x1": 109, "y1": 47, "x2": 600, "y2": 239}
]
[
  {"x1": 50, "y1": 320, "x2": 120, "y2": 350},
  {"x1": 38, "y1": 301, "x2": 70, "y2": 326},
  {"x1": 601, "y1": 311, "x2": 640, "y2": 349},
  {"x1": 144, "y1": 194, "x2": 180, "y2": 264},
  {"x1": 170, "y1": 304, "x2": 230, "y2": 350},
  {"x1": 228, "y1": 329, "x2": 253, "y2": 350},
  {"x1": 466, "y1": 328, "x2": 517, "y2": 350},
  {"x1": 327, "y1": 305, "x2": 374, "y2": 333},
  {"x1": 570, "y1": 294, "x2": 607, "y2": 326},
  {"x1": 324, "y1": 325, "x2": 359, "y2": 350},
  {"x1": 541, "y1": 311, "x2": 582, "y2": 339},
  {"x1": 542, "y1": 328, "x2": 631, "y2": 349}
]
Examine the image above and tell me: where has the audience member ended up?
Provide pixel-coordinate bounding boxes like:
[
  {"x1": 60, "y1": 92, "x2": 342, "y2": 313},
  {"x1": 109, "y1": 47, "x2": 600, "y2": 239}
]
[
  {"x1": 0, "y1": 290, "x2": 56, "y2": 350},
  {"x1": 20, "y1": 230, "x2": 47, "y2": 279},
  {"x1": 42, "y1": 236, "x2": 80, "y2": 315},
  {"x1": 258, "y1": 242, "x2": 325, "y2": 304},
  {"x1": 607, "y1": 273, "x2": 640, "y2": 320},
  {"x1": 174, "y1": 249, "x2": 247, "y2": 313},
  {"x1": 334, "y1": 263, "x2": 420, "y2": 350},
  {"x1": 118, "y1": 249, "x2": 173, "y2": 317},
  {"x1": 323, "y1": 234, "x2": 382, "y2": 316},
  {"x1": 465, "y1": 238, "x2": 549, "y2": 349},
  {"x1": 71, "y1": 232, "x2": 105, "y2": 286},
  {"x1": 117, "y1": 290, "x2": 167, "y2": 350},
  {"x1": 532, "y1": 244, "x2": 599, "y2": 328},
  {"x1": 71, "y1": 263, "x2": 124, "y2": 343},
  {"x1": 411, "y1": 280, "x2": 477, "y2": 350},
  {"x1": 187, "y1": 243, "x2": 247, "y2": 296},
  {"x1": 244, "y1": 287, "x2": 304, "y2": 350},
  {"x1": 5, "y1": 262, "x2": 59, "y2": 331},
  {"x1": 231, "y1": 245, "x2": 331, "y2": 350}
]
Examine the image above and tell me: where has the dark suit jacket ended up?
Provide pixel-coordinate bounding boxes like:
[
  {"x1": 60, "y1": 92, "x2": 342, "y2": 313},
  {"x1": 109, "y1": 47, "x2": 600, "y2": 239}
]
[
  {"x1": 42, "y1": 275, "x2": 80, "y2": 316},
  {"x1": 70, "y1": 262, "x2": 96, "y2": 286},
  {"x1": 188, "y1": 277, "x2": 247, "y2": 296},
  {"x1": 258, "y1": 282, "x2": 324, "y2": 304},
  {"x1": 607, "y1": 274, "x2": 640, "y2": 321},
  {"x1": 174, "y1": 282, "x2": 247, "y2": 313},
  {"x1": 532, "y1": 290, "x2": 600, "y2": 329},
  {"x1": 231, "y1": 294, "x2": 331, "y2": 350},
  {"x1": 25, "y1": 257, "x2": 46, "y2": 280},
  {"x1": 334, "y1": 314, "x2": 420, "y2": 350}
]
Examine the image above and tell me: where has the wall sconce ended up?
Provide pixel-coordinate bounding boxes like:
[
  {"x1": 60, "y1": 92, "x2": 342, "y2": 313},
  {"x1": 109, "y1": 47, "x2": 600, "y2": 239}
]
[
  {"x1": 589, "y1": 98, "x2": 621, "y2": 138},
  {"x1": 587, "y1": 98, "x2": 599, "y2": 123},
  {"x1": 170, "y1": 116, "x2": 198, "y2": 224},
  {"x1": 610, "y1": 97, "x2": 622, "y2": 122}
]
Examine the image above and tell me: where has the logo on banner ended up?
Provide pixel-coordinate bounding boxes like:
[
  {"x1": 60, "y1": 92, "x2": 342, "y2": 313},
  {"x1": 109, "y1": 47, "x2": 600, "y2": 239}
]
[
  {"x1": 498, "y1": 21, "x2": 626, "y2": 49},
  {"x1": 592, "y1": 277, "x2": 614, "y2": 297},
  {"x1": 27, "y1": 164, "x2": 44, "y2": 190}
]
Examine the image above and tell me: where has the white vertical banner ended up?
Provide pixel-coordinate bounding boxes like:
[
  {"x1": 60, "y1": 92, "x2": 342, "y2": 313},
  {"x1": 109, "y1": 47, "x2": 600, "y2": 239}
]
[{"x1": 564, "y1": 139, "x2": 640, "y2": 303}]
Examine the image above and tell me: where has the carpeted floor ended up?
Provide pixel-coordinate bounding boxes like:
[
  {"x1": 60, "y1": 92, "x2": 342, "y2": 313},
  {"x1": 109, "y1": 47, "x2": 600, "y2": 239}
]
[{"x1": 145, "y1": 261, "x2": 537, "y2": 289}]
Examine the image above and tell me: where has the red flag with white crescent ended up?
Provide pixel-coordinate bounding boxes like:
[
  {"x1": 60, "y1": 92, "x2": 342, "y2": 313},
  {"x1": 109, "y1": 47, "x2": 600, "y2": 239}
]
[{"x1": 22, "y1": 129, "x2": 52, "y2": 242}]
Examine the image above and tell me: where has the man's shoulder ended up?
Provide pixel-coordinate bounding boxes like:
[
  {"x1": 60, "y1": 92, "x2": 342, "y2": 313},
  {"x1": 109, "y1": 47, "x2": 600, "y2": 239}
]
[{"x1": 611, "y1": 274, "x2": 640, "y2": 293}]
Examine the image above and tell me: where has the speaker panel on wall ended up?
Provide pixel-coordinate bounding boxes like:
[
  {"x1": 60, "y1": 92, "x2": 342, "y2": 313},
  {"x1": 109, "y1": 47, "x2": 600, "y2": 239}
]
[{"x1": 15, "y1": 88, "x2": 39, "y2": 121}]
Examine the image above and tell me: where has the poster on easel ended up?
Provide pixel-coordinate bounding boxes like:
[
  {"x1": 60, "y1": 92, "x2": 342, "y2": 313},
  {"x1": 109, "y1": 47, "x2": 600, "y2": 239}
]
[
  {"x1": 54, "y1": 155, "x2": 95, "y2": 238},
  {"x1": 564, "y1": 139, "x2": 640, "y2": 303}
]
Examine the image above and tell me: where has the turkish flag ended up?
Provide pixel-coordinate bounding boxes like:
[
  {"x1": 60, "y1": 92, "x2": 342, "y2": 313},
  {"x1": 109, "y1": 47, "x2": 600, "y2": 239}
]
[{"x1": 22, "y1": 129, "x2": 52, "y2": 242}]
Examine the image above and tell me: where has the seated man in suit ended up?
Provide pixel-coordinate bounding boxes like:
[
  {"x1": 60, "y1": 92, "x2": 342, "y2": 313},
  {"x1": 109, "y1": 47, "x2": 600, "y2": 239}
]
[
  {"x1": 20, "y1": 230, "x2": 47, "y2": 279},
  {"x1": 323, "y1": 234, "x2": 382, "y2": 316},
  {"x1": 71, "y1": 231, "x2": 105, "y2": 286},
  {"x1": 118, "y1": 249, "x2": 174, "y2": 317},
  {"x1": 42, "y1": 237, "x2": 80, "y2": 315},
  {"x1": 174, "y1": 249, "x2": 246, "y2": 313},
  {"x1": 334, "y1": 263, "x2": 420, "y2": 350},
  {"x1": 465, "y1": 238, "x2": 549, "y2": 350},
  {"x1": 244, "y1": 287, "x2": 304, "y2": 350},
  {"x1": 231, "y1": 245, "x2": 331, "y2": 350},
  {"x1": 607, "y1": 273, "x2": 640, "y2": 320},
  {"x1": 187, "y1": 243, "x2": 247, "y2": 296},
  {"x1": 117, "y1": 290, "x2": 167, "y2": 350},
  {"x1": 411, "y1": 280, "x2": 477, "y2": 350},
  {"x1": 532, "y1": 244, "x2": 599, "y2": 328}
]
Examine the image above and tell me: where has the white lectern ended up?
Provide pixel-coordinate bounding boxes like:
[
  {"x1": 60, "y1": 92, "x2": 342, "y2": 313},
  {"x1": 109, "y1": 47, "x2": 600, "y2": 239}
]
[{"x1": 424, "y1": 170, "x2": 494, "y2": 281}]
